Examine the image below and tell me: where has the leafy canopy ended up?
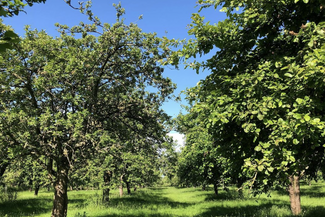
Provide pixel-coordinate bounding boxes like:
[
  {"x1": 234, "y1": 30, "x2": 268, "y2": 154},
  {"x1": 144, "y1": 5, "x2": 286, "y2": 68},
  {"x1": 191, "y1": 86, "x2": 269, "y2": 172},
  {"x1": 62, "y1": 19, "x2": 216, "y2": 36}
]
[{"x1": 180, "y1": 0, "x2": 325, "y2": 194}]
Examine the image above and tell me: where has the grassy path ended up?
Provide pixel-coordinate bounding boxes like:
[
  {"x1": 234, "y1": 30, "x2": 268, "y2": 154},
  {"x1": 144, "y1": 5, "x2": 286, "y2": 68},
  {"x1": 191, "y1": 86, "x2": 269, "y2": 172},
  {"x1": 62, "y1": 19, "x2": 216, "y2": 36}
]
[{"x1": 1, "y1": 183, "x2": 325, "y2": 216}]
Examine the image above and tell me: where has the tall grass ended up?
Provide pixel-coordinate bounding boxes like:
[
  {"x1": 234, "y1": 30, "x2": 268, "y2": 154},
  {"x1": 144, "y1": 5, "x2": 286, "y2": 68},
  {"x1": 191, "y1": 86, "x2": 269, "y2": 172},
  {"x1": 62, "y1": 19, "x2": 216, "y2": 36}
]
[{"x1": 1, "y1": 182, "x2": 325, "y2": 216}]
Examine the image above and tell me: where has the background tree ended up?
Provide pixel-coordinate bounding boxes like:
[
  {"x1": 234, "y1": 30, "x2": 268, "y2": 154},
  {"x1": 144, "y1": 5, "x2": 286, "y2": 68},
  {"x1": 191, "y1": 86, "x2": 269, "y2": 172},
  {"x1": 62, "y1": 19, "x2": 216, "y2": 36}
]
[
  {"x1": 158, "y1": 141, "x2": 179, "y2": 186},
  {"x1": 176, "y1": 100, "x2": 226, "y2": 194},
  {"x1": 179, "y1": 0, "x2": 325, "y2": 215},
  {"x1": 102, "y1": 131, "x2": 168, "y2": 199},
  {"x1": 0, "y1": 5, "x2": 176, "y2": 217}
]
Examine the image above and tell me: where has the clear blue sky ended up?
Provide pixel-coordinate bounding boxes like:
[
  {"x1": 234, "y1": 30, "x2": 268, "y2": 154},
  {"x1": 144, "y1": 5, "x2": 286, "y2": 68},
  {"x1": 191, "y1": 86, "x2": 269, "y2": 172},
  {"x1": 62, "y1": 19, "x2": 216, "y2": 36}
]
[{"x1": 3, "y1": 0, "x2": 226, "y2": 118}]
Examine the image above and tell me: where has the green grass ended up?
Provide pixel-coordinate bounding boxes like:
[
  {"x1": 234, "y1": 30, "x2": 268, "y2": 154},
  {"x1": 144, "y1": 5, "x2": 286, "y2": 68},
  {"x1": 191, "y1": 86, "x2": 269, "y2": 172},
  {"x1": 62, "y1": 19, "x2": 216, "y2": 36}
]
[{"x1": 1, "y1": 183, "x2": 325, "y2": 217}]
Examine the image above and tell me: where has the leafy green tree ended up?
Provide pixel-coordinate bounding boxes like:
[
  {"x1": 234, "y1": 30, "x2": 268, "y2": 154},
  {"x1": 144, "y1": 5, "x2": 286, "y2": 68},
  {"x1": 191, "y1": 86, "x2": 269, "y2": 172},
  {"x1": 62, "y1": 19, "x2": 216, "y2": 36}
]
[
  {"x1": 3, "y1": 155, "x2": 48, "y2": 195},
  {"x1": 0, "y1": 0, "x2": 46, "y2": 51},
  {"x1": 0, "y1": 0, "x2": 46, "y2": 17},
  {"x1": 176, "y1": 103, "x2": 227, "y2": 194},
  {"x1": 101, "y1": 132, "x2": 167, "y2": 199},
  {"x1": 180, "y1": 0, "x2": 325, "y2": 215},
  {"x1": 0, "y1": 6, "x2": 175, "y2": 217},
  {"x1": 159, "y1": 141, "x2": 179, "y2": 186}
]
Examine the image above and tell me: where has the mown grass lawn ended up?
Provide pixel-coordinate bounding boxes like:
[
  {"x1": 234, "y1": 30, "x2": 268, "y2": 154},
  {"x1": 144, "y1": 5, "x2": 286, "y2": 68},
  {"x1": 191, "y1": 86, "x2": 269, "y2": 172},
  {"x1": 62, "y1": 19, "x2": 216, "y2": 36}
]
[{"x1": 1, "y1": 182, "x2": 325, "y2": 217}]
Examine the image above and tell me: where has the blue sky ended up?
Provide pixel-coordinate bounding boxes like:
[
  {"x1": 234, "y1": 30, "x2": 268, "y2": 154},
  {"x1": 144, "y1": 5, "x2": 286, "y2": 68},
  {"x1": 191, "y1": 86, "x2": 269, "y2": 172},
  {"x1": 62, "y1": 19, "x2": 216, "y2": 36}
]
[{"x1": 4, "y1": 0, "x2": 227, "y2": 119}]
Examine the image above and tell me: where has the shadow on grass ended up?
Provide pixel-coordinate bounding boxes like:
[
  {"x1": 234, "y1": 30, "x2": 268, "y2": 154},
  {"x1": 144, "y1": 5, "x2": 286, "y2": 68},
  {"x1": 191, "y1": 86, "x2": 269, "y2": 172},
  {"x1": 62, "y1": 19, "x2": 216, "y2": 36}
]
[
  {"x1": 303, "y1": 206, "x2": 325, "y2": 217},
  {"x1": 0, "y1": 192, "x2": 89, "y2": 216},
  {"x1": 195, "y1": 203, "x2": 276, "y2": 217},
  {"x1": 95, "y1": 214, "x2": 176, "y2": 217},
  {"x1": 198, "y1": 203, "x2": 325, "y2": 217},
  {"x1": 0, "y1": 197, "x2": 52, "y2": 216},
  {"x1": 300, "y1": 184, "x2": 325, "y2": 198},
  {"x1": 107, "y1": 188, "x2": 191, "y2": 209},
  {"x1": 203, "y1": 191, "x2": 244, "y2": 201},
  {"x1": 175, "y1": 186, "x2": 213, "y2": 193},
  {"x1": 275, "y1": 183, "x2": 325, "y2": 198},
  {"x1": 86, "y1": 188, "x2": 192, "y2": 217}
]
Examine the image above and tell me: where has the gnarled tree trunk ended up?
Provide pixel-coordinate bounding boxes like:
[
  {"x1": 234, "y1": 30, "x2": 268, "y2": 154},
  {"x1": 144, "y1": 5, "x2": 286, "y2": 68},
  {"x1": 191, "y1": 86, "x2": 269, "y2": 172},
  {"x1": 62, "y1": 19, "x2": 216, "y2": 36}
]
[
  {"x1": 51, "y1": 158, "x2": 69, "y2": 217},
  {"x1": 288, "y1": 175, "x2": 301, "y2": 216}
]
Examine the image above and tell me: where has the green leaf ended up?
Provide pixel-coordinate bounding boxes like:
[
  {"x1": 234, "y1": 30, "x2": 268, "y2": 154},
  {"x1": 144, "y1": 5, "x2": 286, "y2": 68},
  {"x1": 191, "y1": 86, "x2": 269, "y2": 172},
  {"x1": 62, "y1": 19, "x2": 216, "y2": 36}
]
[
  {"x1": 284, "y1": 73, "x2": 293, "y2": 78},
  {"x1": 258, "y1": 165, "x2": 264, "y2": 172},
  {"x1": 267, "y1": 167, "x2": 274, "y2": 172},
  {"x1": 303, "y1": 0, "x2": 309, "y2": 3},
  {"x1": 296, "y1": 98, "x2": 304, "y2": 104},
  {"x1": 304, "y1": 114, "x2": 311, "y2": 122},
  {"x1": 293, "y1": 113, "x2": 302, "y2": 119},
  {"x1": 255, "y1": 146, "x2": 262, "y2": 152},
  {"x1": 257, "y1": 113, "x2": 264, "y2": 120}
]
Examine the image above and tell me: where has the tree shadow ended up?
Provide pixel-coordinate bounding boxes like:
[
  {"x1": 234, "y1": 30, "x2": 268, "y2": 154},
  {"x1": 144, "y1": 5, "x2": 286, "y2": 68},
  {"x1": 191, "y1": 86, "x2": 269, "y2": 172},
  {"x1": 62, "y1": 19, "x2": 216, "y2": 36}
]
[
  {"x1": 107, "y1": 188, "x2": 192, "y2": 209},
  {"x1": 303, "y1": 205, "x2": 325, "y2": 217},
  {"x1": 0, "y1": 197, "x2": 53, "y2": 216},
  {"x1": 95, "y1": 214, "x2": 176, "y2": 217},
  {"x1": 276, "y1": 183, "x2": 325, "y2": 198},
  {"x1": 200, "y1": 194, "x2": 325, "y2": 217},
  {"x1": 300, "y1": 184, "x2": 325, "y2": 198},
  {"x1": 203, "y1": 191, "x2": 244, "y2": 201},
  {"x1": 194, "y1": 202, "x2": 292, "y2": 217}
]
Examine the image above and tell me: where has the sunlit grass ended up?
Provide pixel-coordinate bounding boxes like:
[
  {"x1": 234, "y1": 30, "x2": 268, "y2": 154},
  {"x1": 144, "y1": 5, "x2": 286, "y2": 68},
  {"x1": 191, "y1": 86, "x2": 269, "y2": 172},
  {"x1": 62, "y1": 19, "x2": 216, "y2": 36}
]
[{"x1": 1, "y1": 182, "x2": 325, "y2": 216}]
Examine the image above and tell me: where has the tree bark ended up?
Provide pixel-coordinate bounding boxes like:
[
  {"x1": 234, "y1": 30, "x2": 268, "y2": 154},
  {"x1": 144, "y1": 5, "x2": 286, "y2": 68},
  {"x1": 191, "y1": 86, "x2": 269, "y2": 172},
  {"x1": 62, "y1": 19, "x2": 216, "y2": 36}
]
[
  {"x1": 213, "y1": 182, "x2": 218, "y2": 195},
  {"x1": 29, "y1": 177, "x2": 33, "y2": 192},
  {"x1": 34, "y1": 183, "x2": 40, "y2": 196},
  {"x1": 288, "y1": 175, "x2": 302, "y2": 216},
  {"x1": 51, "y1": 158, "x2": 69, "y2": 217},
  {"x1": 125, "y1": 180, "x2": 131, "y2": 195},
  {"x1": 102, "y1": 171, "x2": 111, "y2": 203},
  {"x1": 119, "y1": 175, "x2": 123, "y2": 197}
]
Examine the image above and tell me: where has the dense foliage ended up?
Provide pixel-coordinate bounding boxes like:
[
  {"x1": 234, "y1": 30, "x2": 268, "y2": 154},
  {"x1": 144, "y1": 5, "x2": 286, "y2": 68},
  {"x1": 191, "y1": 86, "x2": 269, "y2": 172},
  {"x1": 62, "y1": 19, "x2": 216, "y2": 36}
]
[
  {"x1": 179, "y1": 0, "x2": 325, "y2": 215},
  {"x1": 2, "y1": 1, "x2": 325, "y2": 216},
  {"x1": 0, "y1": 4, "x2": 176, "y2": 216}
]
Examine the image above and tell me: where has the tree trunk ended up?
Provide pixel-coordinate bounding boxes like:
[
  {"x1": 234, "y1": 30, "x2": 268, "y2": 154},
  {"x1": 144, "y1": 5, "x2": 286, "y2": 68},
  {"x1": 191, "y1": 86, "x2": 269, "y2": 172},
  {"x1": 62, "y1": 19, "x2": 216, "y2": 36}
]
[
  {"x1": 29, "y1": 178, "x2": 33, "y2": 192},
  {"x1": 202, "y1": 183, "x2": 206, "y2": 191},
  {"x1": 119, "y1": 175, "x2": 123, "y2": 197},
  {"x1": 0, "y1": 162, "x2": 9, "y2": 178},
  {"x1": 288, "y1": 175, "x2": 301, "y2": 216},
  {"x1": 213, "y1": 182, "x2": 218, "y2": 195},
  {"x1": 236, "y1": 178, "x2": 244, "y2": 197},
  {"x1": 51, "y1": 159, "x2": 69, "y2": 217},
  {"x1": 125, "y1": 181, "x2": 131, "y2": 195},
  {"x1": 34, "y1": 183, "x2": 40, "y2": 196},
  {"x1": 102, "y1": 171, "x2": 111, "y2": 203}
]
